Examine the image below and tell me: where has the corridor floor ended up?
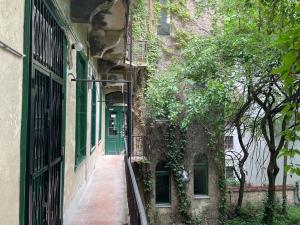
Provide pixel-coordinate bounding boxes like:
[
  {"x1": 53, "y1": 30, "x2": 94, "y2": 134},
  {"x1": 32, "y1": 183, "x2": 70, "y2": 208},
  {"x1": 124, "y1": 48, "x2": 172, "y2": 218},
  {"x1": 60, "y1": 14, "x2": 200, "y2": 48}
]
[{"x1": 68, "y1": 155, "x2": 128, "y2": 225}]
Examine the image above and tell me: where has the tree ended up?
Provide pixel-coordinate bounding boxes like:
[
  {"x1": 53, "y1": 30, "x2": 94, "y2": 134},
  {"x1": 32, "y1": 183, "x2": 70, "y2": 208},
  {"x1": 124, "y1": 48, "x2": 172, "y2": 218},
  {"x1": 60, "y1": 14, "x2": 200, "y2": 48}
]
[{"x1": 145, "y1": 0, "x2": 300, "y2": 224}]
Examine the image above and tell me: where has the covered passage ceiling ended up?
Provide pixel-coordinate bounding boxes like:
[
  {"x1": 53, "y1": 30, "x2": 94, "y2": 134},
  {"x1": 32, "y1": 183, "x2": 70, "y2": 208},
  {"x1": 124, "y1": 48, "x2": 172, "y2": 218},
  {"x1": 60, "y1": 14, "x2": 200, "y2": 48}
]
[{"x1": 71, "y1": 0, "x2": 130, "y2": 65}]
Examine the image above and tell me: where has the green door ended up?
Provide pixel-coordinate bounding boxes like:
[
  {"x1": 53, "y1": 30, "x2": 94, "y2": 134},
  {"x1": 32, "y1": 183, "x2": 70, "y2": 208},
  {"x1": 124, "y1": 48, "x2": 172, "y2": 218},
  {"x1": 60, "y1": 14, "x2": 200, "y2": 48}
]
[{"x1": 105, "y1": 106, "x2": 126, "y2": 154}]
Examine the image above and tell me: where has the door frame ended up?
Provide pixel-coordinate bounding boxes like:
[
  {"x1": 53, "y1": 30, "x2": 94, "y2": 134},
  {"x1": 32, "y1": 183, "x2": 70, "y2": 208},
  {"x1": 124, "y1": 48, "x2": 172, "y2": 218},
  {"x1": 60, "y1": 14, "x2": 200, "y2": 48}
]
[
  {"x1": 20, "y1": 0, "x2": 67, "y2": 224},
  {"x1": 105, "y1": 106, "x2": 126, "y2": 155}
]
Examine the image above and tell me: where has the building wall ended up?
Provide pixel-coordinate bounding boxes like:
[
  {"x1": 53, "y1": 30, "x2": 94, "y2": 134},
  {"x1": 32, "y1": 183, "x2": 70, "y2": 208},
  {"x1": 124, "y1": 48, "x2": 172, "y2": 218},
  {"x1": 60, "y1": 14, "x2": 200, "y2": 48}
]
[
  {"x1": 53, "y1": 0, "x2": 106, "y2": 221},
  {"x1": 225, "y1": 129, "x2": 300, "y2": 186},
  {"x1": 228, "y1": 187, "x2": 298, "y2": 206},
  {"x1": 0, "y1": 0, "x2": 25, "y2": 224},
  {"x1": 130, "y1": 1, "x2": 219, "y2": 224},
  {"x1": 142, "y1": 123, "x2": 220, "y2": 225}
]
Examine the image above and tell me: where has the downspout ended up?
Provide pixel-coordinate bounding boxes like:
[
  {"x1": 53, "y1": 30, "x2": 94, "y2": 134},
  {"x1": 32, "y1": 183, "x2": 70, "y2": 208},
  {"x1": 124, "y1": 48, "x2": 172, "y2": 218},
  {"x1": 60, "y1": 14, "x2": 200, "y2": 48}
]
[{"x1": 296, "y1": 181, "x2": 300, "y2": 204}]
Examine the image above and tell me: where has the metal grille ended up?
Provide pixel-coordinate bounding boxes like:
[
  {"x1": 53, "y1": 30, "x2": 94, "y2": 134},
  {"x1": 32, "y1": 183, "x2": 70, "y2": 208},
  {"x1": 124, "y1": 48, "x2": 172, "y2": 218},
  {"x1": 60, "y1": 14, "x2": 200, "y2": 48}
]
[
  {"x1": 33, "y1": 0, "x2": 64, "y2": 77},
  {"x1": 28, "y1": 0, "x2": 65, "y2": 224}
]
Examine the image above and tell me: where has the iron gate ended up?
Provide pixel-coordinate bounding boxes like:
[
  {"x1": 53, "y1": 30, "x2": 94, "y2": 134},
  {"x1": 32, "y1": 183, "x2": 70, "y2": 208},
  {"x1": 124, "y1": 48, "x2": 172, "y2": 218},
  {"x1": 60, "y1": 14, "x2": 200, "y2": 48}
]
[{"x1": 27, "y1": 0, "x2": 65, "y2": 224}]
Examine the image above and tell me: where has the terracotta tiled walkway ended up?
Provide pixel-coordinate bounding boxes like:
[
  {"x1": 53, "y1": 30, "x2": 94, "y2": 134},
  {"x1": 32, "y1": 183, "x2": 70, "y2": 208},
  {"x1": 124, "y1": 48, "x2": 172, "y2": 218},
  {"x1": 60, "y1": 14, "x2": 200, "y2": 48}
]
[{"x1": 68, "y1": 155, "x2": 128, "y2": 225}]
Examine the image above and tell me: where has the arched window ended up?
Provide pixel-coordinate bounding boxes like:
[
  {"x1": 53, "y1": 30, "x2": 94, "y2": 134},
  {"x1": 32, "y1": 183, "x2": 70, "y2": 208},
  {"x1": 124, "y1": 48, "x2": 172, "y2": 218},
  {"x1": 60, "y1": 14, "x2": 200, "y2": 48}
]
[
  {"x1": 155, "y1": 161, "x2": 170, "y2": 204},
  {"x1": 194, "y1": 153, "x2": 208, "y2": 196}
]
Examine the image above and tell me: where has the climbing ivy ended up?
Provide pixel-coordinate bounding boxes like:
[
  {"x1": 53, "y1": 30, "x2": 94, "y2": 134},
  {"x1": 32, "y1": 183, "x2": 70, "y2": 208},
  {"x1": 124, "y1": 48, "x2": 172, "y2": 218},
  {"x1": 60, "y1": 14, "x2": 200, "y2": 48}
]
[
  {"x1": 165, "y1": 123, "x2": 202, "y2": 225},
  {"x1": 135, "y1": 159, "x2": 153, "y2": 221},
  {"x1": 131, "y1": 0, "x2": 161, "y2": 74},
  {"x1": 165, "y1": 124, "x2": 190, "y2": 220}
]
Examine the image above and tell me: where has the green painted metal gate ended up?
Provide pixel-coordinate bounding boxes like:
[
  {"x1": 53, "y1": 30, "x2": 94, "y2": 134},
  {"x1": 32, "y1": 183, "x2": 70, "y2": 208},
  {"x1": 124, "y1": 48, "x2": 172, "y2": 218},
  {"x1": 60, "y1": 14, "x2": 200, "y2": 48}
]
[
  {"x1": 105, "y1": 106, "x2": 126, "y2": 154},
  {"x1": 26, "y1": 0, "x2": 65, "y2": 224}
]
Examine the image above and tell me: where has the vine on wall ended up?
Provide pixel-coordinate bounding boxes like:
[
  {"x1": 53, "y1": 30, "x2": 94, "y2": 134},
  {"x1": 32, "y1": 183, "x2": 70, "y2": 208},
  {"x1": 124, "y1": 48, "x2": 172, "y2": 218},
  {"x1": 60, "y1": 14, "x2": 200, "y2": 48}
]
[
  {"x1": 132, "y1": 0, "x2": 227, "y2": 224},
  {"x1": 135, "y1": 159, "x2": 153, "y2": 221}
]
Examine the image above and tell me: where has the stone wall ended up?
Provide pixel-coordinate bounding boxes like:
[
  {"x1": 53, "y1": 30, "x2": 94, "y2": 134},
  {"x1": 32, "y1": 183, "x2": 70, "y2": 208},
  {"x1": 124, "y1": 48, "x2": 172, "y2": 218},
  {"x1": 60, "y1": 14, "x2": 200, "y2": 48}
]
[
  {"x1": 129, "y1": 0, "x2": 221, "y2": 224},
  {"x1": 137, "y1": 122, "x2": 220, "y2": 225},
  {"x1": 228, "y1": 185, "x2": 299, "y2": 206}
]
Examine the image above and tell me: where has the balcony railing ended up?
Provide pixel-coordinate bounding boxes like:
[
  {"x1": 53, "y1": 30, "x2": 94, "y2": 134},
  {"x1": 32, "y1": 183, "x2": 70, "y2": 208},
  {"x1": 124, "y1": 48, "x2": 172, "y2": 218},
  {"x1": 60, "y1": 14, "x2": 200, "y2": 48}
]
[
  {"x1": 132, "y1": 41, "x2": 147, "y2": 66},
  {"x1": 124, "y1": 138, "x2": 148, "y2": 225},
  {"x1": 126, "y1": 40, "x2": 147, "y2": 66}
]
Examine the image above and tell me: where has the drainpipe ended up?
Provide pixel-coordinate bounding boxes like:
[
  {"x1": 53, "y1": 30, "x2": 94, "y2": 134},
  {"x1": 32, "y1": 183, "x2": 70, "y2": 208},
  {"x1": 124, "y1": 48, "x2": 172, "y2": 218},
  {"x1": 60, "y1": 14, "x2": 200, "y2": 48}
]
[{"x1": 296, "y1": 181, "x2": 300, "y2": 204}]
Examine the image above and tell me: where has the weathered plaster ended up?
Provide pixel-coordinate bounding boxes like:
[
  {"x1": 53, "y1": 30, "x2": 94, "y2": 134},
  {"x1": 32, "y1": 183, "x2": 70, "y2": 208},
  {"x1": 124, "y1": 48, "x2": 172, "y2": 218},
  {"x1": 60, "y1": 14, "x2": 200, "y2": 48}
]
[{"x1": 0, "y1": 0, "x2": 25, "y2": 224}]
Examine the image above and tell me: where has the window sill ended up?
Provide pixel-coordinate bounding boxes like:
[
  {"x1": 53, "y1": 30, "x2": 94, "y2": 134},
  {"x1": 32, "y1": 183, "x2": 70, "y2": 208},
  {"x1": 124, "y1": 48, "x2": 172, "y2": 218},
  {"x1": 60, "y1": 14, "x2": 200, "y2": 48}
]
[
  {"x1": 194, "y1": 195, "x2": 210, "y2": 199},
  {"x1": 155, "y1": 203, "x2": 172, "y2": 208}
]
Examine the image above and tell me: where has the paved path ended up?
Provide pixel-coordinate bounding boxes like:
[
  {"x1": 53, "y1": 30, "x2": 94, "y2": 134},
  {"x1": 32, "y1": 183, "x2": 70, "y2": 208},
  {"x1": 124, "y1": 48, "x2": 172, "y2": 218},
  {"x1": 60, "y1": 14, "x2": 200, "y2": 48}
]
[{"x1": 68, "y1": 155, "x2": 128, "y2": 225}]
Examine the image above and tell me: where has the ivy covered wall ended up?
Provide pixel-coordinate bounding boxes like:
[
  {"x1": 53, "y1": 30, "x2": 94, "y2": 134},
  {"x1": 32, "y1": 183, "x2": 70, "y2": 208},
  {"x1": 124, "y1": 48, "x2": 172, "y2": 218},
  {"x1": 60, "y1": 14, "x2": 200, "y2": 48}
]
[{"x1": 130, "y1": 0, "x2": 225, "y2": 224}]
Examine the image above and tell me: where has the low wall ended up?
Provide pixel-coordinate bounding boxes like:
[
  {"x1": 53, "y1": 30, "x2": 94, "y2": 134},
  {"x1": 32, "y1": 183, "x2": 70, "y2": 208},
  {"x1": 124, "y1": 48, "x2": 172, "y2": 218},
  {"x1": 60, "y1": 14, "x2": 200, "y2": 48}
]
[{"x1": 228, "y1": 185, "x2": 299, "y2": 206}]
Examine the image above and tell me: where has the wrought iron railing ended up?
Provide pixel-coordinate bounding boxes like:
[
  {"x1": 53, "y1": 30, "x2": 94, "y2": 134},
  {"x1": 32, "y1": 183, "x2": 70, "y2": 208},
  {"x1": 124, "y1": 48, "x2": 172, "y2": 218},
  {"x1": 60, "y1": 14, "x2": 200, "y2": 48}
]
[{"x1": 124, "y1": 138, "x2": 148, "y2": 225}]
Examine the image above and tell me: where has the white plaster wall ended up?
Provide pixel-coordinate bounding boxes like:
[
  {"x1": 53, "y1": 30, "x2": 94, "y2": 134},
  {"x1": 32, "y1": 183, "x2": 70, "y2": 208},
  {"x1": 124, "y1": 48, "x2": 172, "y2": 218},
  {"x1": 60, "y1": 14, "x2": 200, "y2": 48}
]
[
  {"x1": 225, "y1": 129, "x2": 300, "y2": 186},
  {"x1": 0, "y1": 0, "x2": 25, "y2": 224}
]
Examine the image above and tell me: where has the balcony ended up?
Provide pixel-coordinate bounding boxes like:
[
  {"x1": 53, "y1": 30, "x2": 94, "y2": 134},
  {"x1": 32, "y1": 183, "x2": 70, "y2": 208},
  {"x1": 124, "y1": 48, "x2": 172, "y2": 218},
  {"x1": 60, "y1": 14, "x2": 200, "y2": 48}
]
[{"x1": 126, "y1": 40, "x2": 147, "y2": 67}]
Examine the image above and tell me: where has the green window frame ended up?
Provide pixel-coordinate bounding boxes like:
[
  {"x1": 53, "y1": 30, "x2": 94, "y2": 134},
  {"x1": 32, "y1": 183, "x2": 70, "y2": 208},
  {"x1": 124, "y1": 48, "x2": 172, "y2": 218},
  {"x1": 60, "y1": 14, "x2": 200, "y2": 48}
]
[
  {"x1": 194, "y1": 154, "x2": 208, "y2": 195},
  {"x1": 98, "y1": 84, "x2": 103, "y2": 143},
  {"x1": 90, "y1": 76, "x2": 97, "y2": 152},
  {"x1": 155, "y1": 161, "x2": 171, "y2": 204},
  {"x1": 75, "y1": 52, "x2": 87, "y2": 167}
]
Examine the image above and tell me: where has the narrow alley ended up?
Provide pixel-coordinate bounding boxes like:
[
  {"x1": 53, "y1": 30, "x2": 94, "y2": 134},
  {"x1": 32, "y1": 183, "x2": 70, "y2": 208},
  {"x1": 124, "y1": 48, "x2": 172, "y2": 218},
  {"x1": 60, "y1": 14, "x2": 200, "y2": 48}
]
[{"x1": 67, "y1": 156, "x2": 128, "y2": 225}]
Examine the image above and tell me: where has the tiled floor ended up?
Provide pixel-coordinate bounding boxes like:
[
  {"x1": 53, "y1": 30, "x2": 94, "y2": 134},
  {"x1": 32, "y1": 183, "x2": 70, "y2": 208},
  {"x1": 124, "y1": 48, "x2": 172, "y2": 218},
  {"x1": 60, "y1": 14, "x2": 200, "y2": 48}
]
[{"x1": 68, "y1": 155, "x2": 128, "y2": 225}]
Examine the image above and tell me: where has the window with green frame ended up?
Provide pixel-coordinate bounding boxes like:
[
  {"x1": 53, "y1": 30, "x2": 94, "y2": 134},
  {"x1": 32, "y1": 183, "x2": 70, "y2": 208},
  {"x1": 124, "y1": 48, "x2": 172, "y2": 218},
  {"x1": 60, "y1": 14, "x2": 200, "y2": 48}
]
[
  {"x1": 194, "y1": 153, "x2": 208, "y2": 195},
  {"x1": 75, "y1": 52, "x2": 87, "y2": 166},
  {"x1": 98, "y1": 84, "x2": 103, "y2": 143},
  {"x1": 155, "y1": 161, "x2": 171, "y2": 204},
  {"x1": 90, "y1": 76, "x2": 97, "y2": 152}
]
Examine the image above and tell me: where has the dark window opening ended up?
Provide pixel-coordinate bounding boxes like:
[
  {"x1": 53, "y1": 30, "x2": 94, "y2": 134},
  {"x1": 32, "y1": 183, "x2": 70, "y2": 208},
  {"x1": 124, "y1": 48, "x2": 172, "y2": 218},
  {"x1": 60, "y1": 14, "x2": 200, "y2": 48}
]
[
  {"x1": 224, "y1": 136, "x2": 233, "y2": 149},
  {"x1": 226, "y1": 166, "x2": 235, "y2": 179},
  {"x1": 194, "y1": 153, "x2": 208, "y2": 195},
  {"x1": 157, "y1": 0, "x2": 170, "y2": 35},
  {"x1": 155, "y1": 161, "x2": 170, "y2": 204}
]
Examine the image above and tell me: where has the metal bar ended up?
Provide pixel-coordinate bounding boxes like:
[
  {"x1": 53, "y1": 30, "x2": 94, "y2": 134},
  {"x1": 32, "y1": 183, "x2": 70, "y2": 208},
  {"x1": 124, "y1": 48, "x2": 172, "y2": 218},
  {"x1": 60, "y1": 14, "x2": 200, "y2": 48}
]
[
  {"x1": 71, "y1": 78, "x2": 132, "y2": 83},
  {"x1": 127, "y1": 82, "x2": 132, "y2": 158},
  {"x1": 0, "y1": 40, "x2": 26, "y2": 58},
  {"x1": 124, "y1": 139, "x2": 148, "y2": 225},
  {"x1": 126, "y1": 156, "x2": 148, "y2": 225}
]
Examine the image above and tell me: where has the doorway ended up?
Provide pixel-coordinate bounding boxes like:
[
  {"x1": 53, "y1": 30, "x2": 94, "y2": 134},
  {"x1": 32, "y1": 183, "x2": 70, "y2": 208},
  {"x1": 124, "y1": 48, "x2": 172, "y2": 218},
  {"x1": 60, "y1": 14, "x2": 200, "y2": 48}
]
[{"x1": 105, "y1": 106, "x2": 126, "y2": 154}]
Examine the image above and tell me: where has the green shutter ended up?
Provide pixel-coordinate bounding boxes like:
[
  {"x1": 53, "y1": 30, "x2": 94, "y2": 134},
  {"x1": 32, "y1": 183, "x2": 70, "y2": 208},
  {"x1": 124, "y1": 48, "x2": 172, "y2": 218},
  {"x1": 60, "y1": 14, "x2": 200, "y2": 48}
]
[
  {"x1": 98, "y1": 86, "x2": 103, "y2": 143},
  {"x1": 90, "y1": 80, "x2": 97, "y2": 152},
  {"x1": 75, "y1": 52, "x2": 87, "y2": 167}
]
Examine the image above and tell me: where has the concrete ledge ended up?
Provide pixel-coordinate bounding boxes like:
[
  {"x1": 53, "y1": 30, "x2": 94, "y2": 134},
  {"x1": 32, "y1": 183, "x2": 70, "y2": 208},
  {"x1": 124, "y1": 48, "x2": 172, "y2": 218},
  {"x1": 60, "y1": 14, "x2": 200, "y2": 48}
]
[
  {"x1": 194, "y1": 195, "x2": 210, "y2": 199},
  {"x1": 155, "y1": 204, "x2": 172, "y2": 208}
]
